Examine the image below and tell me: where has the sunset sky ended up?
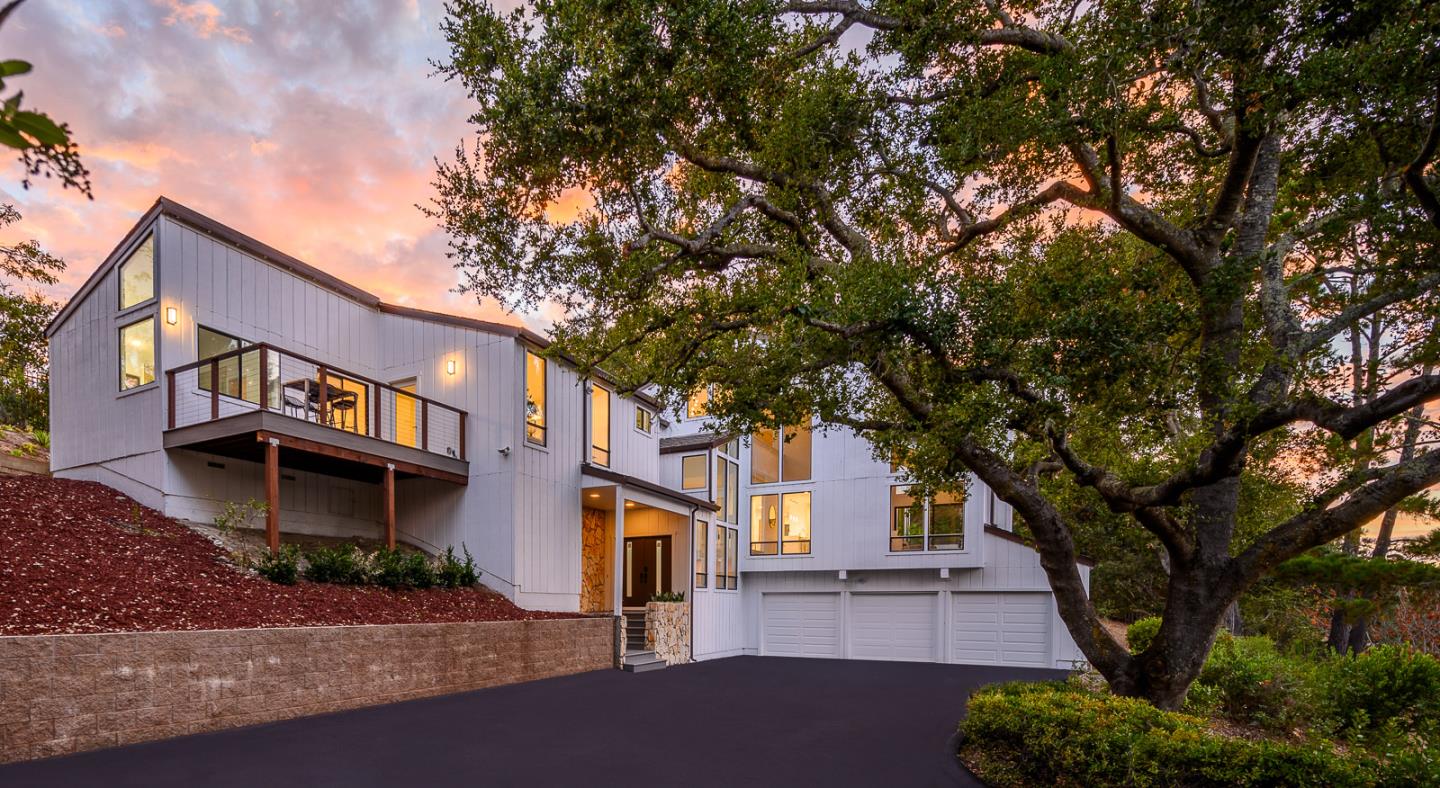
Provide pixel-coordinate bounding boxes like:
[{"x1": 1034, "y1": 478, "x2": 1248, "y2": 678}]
[{"x1": 0, "y1": 0, "x2": 548, "y2": 327}]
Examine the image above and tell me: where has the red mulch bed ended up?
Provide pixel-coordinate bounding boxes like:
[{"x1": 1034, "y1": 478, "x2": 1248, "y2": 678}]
[{"x1": 0, "y1": 476, "x2": 577, "y2": 635}]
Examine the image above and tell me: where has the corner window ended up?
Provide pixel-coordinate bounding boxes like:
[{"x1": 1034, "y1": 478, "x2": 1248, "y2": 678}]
[
  {"x1": 890, "y1": 485, "x2": 965, "y2": 552},
  {"x1": 751, "y1": 419, "x2": 811, "y2": 484},
  {"x1": 524, "y1": 349, "x2": 547, "y2": 445},
  {"x1": 591, "y1": 383, "x2": 611, "y2": 466},
  {"x1": 681, "y1": 454, "x2": 707, "y2": 490},
  {"x1": 118, "y1": 234, "x2": 155, "y2": 310},
  {"x1": 694, "y1": 520, "x2": 708, "y2": 588},
  {"x1": 198, "y1": 326, "x2": 276, "y2": 406},
  {"x1": 687, "y1": 387, "x2": 709, "y2": 419},
  {"x1": 750, "y1": 491, "x2": 811, "y2": 555},
  {"x1": 635, "y1": 407, "x2": 653, "y2": 433},
  {"x1": 118, "y1": 317, "x2": 155, "y2": 390}
]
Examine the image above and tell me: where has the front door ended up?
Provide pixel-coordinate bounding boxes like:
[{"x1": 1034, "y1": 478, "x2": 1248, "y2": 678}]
[{"x1": 623, "y1": 536, "x2": 671, "y2": 607}]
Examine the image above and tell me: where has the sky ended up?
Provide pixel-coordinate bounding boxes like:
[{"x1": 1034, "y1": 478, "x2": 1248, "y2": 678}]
[{"x1": 0, "y1": 0, "x2": 546, "y2": 326}]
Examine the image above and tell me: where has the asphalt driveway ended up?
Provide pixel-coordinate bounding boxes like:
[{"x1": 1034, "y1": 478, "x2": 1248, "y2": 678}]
[{"x1": 0, "y1": 656, "x2": 1064, "y2": 787}]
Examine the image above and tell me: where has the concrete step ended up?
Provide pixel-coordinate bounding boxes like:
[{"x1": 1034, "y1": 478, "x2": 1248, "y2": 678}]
[{"x1": 622, "y1": 654, "x2": 666, "y2": 673}]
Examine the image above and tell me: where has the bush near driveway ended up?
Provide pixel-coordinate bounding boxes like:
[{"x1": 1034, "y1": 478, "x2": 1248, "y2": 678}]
[{"x1": 959, "y1": 682, "x2": 1375, "y2": 788}]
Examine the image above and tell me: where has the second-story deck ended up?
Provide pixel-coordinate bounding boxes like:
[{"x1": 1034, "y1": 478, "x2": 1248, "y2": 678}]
[{"x1": 163, "y1": 341, "x2": 468, "y2": 484}]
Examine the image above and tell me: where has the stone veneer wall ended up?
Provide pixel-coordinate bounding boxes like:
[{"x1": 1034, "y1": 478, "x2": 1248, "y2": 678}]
[
  {"x1": 579, "y1": 507, "x2": 609, "y2": 613},
  {"x1": 645, "y1": 602, "x2": 690, "y2": 665},
  {"x1": 0, "y1": 617, "x2": 612, "y2": 764}
]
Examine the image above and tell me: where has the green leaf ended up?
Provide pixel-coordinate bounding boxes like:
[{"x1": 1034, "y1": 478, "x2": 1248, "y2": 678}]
[
  {"x1": 10, "y1": 111, "x2": 67, "y2": 146},
  {"x1": 0, "y1": 60, "x2": 32, "y2": 78},
  {"x1": 0, "y1": 124, "x2": 32, "y2": 149}
]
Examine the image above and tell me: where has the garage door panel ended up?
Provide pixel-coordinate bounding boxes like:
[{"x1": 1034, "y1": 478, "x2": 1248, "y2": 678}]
[
  {"x1": 849, "y1": 594, "x2": 938, "y2": 662},
  {"x1": 951, "y1": 592, "x2": 1050, "y2": 667},
  {"x1": 762, "y1": 593, "x2": 841, "y2": 658}
]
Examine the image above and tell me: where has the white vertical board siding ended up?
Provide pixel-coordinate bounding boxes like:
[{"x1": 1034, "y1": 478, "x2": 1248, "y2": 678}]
[
  {"x1": 49, "y1": 219, "x2": 166, "y2": 508},
  {"x1": 513, "y1": 348, "x2": 585, "y2": 610},
  {"x1": 692, "y1": 585, "x2": 747, "y2": 660}
]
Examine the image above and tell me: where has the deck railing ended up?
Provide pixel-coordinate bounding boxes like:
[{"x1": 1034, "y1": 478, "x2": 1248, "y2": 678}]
[{"x1": 165, "y1": 342, "x2": 466, "y2": 461}]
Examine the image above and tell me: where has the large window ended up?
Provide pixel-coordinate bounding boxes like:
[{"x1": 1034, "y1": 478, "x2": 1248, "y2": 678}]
[
  {"x1": 687, "y1": 387, "x2": 709, "y2": 419},
  {"x1": 751, "y1": 420, "x2": 811, "y2": 484},
  {"x1": 118, "y1": 317, "x2": 155, "y2": 390},
  {"x1": 524, "y1": 349, "x2": 546, "y2": 445},
  {"x1": 890, "y1": 485, "x2": 965, "y2": 552},
  {"x1": 591, "y1": 383, "x2": 611, "y2": 466},
  {"x1": 118, "y1": 234, "x2": 154, "y2": 310},
  {"x1": 197, "y1": 326, "x2": 278, "y2": 406},
  {"x1": 694, "y1": 520, "x2": 708, "y2": 588},
  {"x1": 750, "y1": 491, "x2": 811, "y2": 555},
  {"x1": 681, "y1": 454, "x2": 707, "y2": 490}
]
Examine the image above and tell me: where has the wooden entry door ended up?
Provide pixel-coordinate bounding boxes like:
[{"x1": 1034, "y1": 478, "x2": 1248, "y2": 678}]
[{"x1": 623, "y1": 536, "x2": 671, "y2": 607}]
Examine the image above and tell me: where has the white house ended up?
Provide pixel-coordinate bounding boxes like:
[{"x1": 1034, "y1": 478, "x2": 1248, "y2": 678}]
[{"x1": 46, "y1": 197, "x2": 1090, "y2": 669}]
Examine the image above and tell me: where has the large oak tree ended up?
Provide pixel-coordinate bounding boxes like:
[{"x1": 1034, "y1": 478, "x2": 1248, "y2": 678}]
[{"x1": 430, "y1": 0, "x2": 1440, "y2": 707}]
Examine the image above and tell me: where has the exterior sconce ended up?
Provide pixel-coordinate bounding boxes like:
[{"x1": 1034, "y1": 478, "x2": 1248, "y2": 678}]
[
  {"x1": 446, "y1": 359, "x2": 457, "y2": 375},
  {"x1": 165, "y1": 306, "x2": 178, "y2": 325}
]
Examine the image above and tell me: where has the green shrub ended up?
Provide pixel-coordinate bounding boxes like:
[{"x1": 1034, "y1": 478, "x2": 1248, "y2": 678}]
[
  {"x1": 370, "y1": 547, "x2": 436, "y2": 589},
  {"x1": 303, "y1": 544, "x2": 368, "y2": 584},
  {"x1": 650, "y1": 591, "x2": 685, "y2": 603},
  {"x1": 435, "y1": 545, "x2": 481, "y2": 588},
  {"x1": 1314, "y1": 645, "x2": 1440, "y2": 737},
  {"x1": 960, "y1": 682, "x2": 1376, "y2": 788},
  {"x1": 255, "y1": 544, "x2": 300, "y2": 585},
  {"x1": 213, "y1": 498, "x2": 267, "y2": 536},
  {"x1": 1127, "y1": 616, "x2": 1162, "y2": 654},
  {"x1": 1197, "y1": 634, "x2": 1298, "y2": 729}
]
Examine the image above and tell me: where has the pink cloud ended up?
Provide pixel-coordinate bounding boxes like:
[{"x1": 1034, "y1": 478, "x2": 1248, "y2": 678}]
[{"x1": 157, "y1": 0, "x2": 251, "y2": 43}]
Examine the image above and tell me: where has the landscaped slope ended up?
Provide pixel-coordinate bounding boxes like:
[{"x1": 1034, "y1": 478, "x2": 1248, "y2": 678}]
[{"x1": 0, "y1": 476, "x2": 574, "y2": 635}]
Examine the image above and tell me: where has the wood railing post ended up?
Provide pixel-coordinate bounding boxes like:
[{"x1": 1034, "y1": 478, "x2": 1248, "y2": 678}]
[
  {"x1": 166, "y1": 370, "x2": 175, "y2": 429},
  {"x1": 421, "y1": 400, "x2": 429, "y2": 452},
  {"x1": 210, "y1": 359, "x2": 220, "y2": 421},
  {"x1": 459, "y1": 410, "x2": 466, "y2": 460},
  {"x1": 374, "y1": 384, "x2": 382, "y2": 440},
  {"x1": 317, "y1": 365, "x2": 328, "y2": 427}
]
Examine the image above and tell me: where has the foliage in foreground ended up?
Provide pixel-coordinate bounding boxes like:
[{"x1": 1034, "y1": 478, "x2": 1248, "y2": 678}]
[
  {"x1": 296, "y1": 543, "x2": 481, "y2": 590},
  {"x1": 959, "y1": 679, "x2": 1438, "y2": 788}
]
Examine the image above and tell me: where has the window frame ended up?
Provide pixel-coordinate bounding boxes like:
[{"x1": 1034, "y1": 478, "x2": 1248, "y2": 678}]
[
  {"x1": 725, "y1": 527, "x2": 738, "y2": 589},
  {"x1": 686, "y1": 387, "x2": 709, "y2": 419},
  {"x1": 117, "y1": 316, "x2": 157, "y2": 392},
  {"x1": 888, "y1": 484, "x2": 966, "y2": 553},
  {"x1": 196, "y1": 325, "x2": 276, "y2": 406},
  {"x1": 590, "y1": 382, "x2": 611, "y2": 467},
  {"x1": 523, "y1": 349, "x2": 547, "y2": 447},
  {"x1": 714, "y1": 524, "x2": 728, "y2": 592},
  {"x1": 750, "y1": 419, "x2": 812, "y2": 485},
  {"x1": 634, "y1": 406, "x2": 653, "y2": 434},
  {"x1": 749, "y1": 490, "x2": 812, "y2": 556},
  {"x1": 694, "y1": 519, "x2": 708, "y2": 589},
  {"x1": 680, "y1": 453, "x2": 708, "y2": 491},
  {"x1": 117, "y1": 233, "x2": 156, "y2": 312}
]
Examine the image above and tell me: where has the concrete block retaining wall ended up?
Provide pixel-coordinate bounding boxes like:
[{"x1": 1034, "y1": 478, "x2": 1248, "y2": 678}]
[{"x1": 0, "y1": 616, "x2": 612, "y2": 763}]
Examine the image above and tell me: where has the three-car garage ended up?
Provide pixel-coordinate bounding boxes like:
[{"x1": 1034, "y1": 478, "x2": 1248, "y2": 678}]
[{"x1": 759, "y1": 590, "x2": 1056, "y2": 667}]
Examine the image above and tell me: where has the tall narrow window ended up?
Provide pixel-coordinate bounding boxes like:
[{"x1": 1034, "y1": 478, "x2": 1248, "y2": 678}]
[
  {"x1": 694, "y1": 520, "x2": 708, "y2": 588},
  {"x1": 714, "y1": 524, "x2": 727, "y2": 590},
  {"x1": 524, "y1": 349, "x2": 547, "y2": 445},
  {"x1": 687, "y1": 387, "x2": 709, "y2": 419},
  {"x1": 751, "y1": 427, "x2": 779, "y2": 484},
  {"x1": 781, "y1": 491, "x2": 811, "y2": 554},
  {"x1": 715, "y1": 458, "x2": 728, "y2": 519},
  {"x1": 681, "y1": 454, "x2": 707, "y2": 490},
  {"x1": 118, "y1": 317, "x2": 155, "y2": 390},
  {"x1": 929, "y1": 490, "x2": 964, "y2": 550},
  {"x1": 394, "y1": 380, "x2": 419, "y2": 448},
  {"x1": 781, "y1": 422, "x2": 812, "y2": 481},
  {"x1": 890, "y1": 485, "x2": 924, "y2": 551},
  {"x1": 118, "y1": 234, "x2": 154, "y2": 310},
  {"x1": 750, "y1": 494, "x2": 779, "y2": 555},
  {"x1": 591, "y1": 383, "x2": 611, "y2": 466},
  {"x1": 725, "y1": 528, "x2": 738, "y2": 589}
]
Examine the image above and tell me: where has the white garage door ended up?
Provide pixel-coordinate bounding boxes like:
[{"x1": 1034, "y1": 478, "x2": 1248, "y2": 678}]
[
  {"x1": 762, "y1": 593, "x2": 841, "y2": 658},
  {"x1": 849, "y1": 594, "x2": 938, "y2": 662},
  {"x1": 951, "y1": 593, "x2": 1051, "y2": 667}
]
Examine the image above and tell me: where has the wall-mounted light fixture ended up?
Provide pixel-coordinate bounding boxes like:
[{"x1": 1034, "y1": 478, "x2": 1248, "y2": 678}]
[
  {"x1": 165, "y1": 306, "x2": 178, "y2": 325},
  {"x1": 446, "y1": 359, "x2": 457, "y2": 375}
]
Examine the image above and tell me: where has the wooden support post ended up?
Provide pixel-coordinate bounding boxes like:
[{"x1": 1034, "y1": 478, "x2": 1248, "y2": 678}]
[
  {"x1": 265, "y1": 438, "x2": 280, "y2": 555},
  {"x1": 317, "y1": 365, "x2": 329, "y2": 427},
  {"x1": 374, "y1": 384, "x2": 382, "y2": 441},
  {"x1": 210, "y1": 359, "x2": 220, "y2": 421},
  {"x1": 421, "y1": 400, "x2": 430, "y2": 452},
  {"x1": 383, "y1": 463, "x2": 396, "y2": 550}
]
